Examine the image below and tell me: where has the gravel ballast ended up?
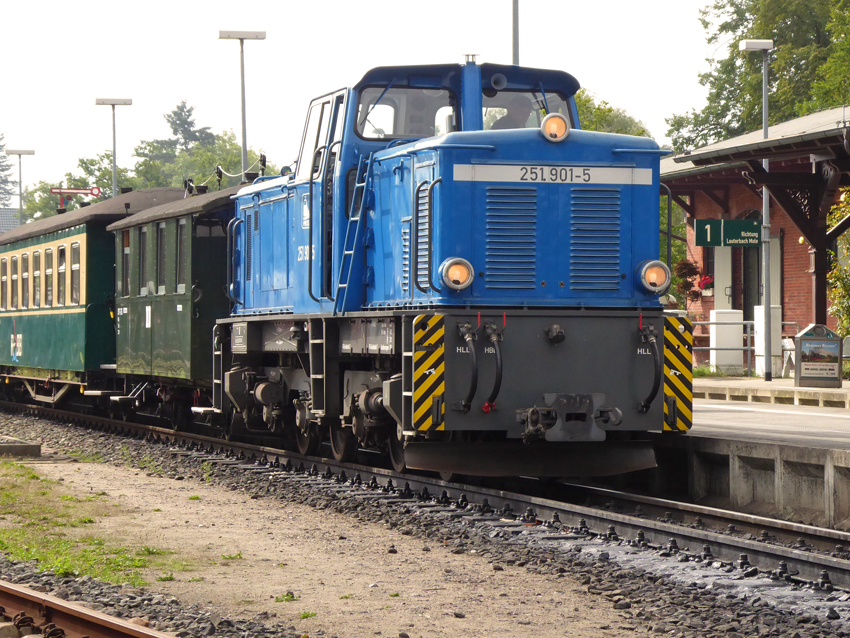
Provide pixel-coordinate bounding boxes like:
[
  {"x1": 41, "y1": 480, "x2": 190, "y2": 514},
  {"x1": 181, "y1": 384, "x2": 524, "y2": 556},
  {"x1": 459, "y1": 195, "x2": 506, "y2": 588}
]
[{"x1": 1, "y1": 412, "x2": 849, "y2": 638}]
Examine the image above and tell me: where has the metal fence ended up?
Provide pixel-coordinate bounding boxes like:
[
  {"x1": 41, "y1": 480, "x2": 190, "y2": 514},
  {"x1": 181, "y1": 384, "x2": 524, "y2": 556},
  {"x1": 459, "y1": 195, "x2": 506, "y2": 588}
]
[{"x1": 691, "y1": 321, "x2": 800, "y2": 376}]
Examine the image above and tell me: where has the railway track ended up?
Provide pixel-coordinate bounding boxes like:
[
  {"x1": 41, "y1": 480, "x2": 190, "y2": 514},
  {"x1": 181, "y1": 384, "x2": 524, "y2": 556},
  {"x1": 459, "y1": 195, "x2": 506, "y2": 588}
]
[
  {"x1": 5, "y1": 400, "x2": 850, "y2": 590},
  {"x1": 0, "y1": 579, "x2": 171, "y2": 638}
]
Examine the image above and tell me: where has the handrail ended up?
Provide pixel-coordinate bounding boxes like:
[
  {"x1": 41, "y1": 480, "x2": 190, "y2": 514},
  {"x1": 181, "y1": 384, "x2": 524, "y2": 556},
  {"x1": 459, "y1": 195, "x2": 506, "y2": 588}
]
[
  {"x1": 307, "y1": 144, "x2": 328, "y2": 303},
  {"x1": 225, "y1": 217, "x2": 242, "y2": 305},
  {"x1": 323, "y1": 139, "x2": 343, "y2": 302},
  {"x1": 426, "y1": 177, "x2": 442, "y2": 292},
  {"x1": 690, "y1": 320, "x2": 800, "y2": 376},
  {"x1": 412, "y1": 180, "x2": 430, "y2": 295}
]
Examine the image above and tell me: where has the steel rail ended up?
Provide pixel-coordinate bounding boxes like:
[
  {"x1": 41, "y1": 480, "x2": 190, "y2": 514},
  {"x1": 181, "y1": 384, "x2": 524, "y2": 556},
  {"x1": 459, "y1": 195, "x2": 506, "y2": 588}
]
[
  {"x1": 560, "y1": 483, "x2": 850, "y2": 554},
  {"x1": 5, "y1": 401, "x2": 850, "y2": 589},
  {"x1": 0, "y1": 579, "x2": 172, "y2": 638}
]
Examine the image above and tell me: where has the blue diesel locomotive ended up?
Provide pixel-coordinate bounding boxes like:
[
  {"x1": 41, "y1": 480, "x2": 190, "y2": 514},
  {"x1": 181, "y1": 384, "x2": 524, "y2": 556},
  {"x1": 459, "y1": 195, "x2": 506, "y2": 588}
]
[{"x1": 206, "y1": 60, "x2": 693, "y2": 477}]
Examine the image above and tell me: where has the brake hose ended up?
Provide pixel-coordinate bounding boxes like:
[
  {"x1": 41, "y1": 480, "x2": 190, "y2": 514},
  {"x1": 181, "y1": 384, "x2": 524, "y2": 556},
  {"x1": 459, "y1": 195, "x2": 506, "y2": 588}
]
[
  {"x1": 482, "y1": 327, "x2": 503, "y2": 413},
  {"x1": 459, "y1": 326, "x2": 478, "y2": 413},
  {"x1": 639, "y1": 329, "x2": 662, "y2": 414}
]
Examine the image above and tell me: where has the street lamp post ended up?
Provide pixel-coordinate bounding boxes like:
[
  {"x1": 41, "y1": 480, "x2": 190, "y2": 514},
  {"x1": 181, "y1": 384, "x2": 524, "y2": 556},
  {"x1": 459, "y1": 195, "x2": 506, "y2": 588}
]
[
  {"x1": 512, "y1": 0, "x2": 519, "y2": 65},
  {"x1": 95, "y1": 98, "x2": 132, "y2": 198},
  {"x1": 740, "y1": 39, "x2": 774, "y2": 380},
  {"x1": 219, "y1": 30, "x2": 266, "y2": 178},
  {"x1": 4, "y1": 149, "x2": 35, "y2": 226}
]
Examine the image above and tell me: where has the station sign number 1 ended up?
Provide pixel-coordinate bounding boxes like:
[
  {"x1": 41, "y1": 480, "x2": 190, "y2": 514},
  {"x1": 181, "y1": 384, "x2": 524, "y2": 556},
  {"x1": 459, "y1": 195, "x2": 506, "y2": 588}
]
[{"x1": 695, "y1": 219, "x2": 761, "y2": 247}]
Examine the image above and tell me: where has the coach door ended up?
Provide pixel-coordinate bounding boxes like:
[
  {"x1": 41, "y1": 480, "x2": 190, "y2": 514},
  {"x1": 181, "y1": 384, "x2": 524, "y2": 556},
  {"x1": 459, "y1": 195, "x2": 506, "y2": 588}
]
[{"x1": 293, "y1": 91, "x2": 346, "y2": 305}]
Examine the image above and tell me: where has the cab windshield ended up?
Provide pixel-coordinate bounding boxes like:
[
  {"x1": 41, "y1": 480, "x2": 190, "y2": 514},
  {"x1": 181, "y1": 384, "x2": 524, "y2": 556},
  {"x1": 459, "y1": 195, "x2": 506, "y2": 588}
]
[
  {"x1": 482, "y1": 90, "x2": 572, "y2": 131},
  {"x1": 356, "y1": 86, "x2": 455, "y2": 140}
]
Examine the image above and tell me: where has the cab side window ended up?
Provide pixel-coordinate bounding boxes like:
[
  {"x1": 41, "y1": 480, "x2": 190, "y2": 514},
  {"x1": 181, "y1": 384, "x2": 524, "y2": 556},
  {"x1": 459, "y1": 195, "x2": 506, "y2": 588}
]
[{"x1": 296, "y1": 101, "x2": 331, "y2": 181}]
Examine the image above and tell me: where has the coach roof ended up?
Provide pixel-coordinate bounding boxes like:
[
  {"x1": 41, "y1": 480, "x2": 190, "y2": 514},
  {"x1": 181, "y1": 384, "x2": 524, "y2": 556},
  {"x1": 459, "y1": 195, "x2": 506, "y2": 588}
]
[
  {"x1": 106, "y1": 185, "x2": 242, "y2": 231},
  {"x1": 0, "y1": 188, "x2": 185, "y2": 246}
]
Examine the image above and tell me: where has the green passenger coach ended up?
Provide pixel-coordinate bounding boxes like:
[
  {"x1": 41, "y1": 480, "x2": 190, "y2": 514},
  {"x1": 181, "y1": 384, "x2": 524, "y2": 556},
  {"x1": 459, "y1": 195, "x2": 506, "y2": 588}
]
[
  {"x1": 0, "y1": 188, "x2": 184, "y2": 404},
  {"x1": 107, "y1": 186, "x2": 238, "y2": 393}
]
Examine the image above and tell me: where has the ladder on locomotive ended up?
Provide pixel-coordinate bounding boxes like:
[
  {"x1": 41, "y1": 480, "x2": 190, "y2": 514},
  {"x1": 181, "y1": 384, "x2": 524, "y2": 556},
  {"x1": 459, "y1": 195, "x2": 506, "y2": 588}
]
[{"x1": 333, "y1": 154, "x2": 374, "y2": 316}]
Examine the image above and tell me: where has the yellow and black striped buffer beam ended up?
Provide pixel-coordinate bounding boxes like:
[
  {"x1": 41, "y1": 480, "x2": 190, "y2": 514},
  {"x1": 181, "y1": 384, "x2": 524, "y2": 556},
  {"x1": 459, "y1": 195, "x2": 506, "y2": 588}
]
[
  {"x1": 663, "y1": 316, "x2": 693, "y2": 431},
  {"x1": 413, "y1": 314, "x2": 445, "y2": 432}
]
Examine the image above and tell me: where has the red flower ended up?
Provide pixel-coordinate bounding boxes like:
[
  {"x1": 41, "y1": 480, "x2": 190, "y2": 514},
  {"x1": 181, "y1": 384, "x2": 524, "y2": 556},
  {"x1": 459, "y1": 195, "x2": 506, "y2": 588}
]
[{"x1": 698, "y1": 275, "x2": 714, "y2": 290}]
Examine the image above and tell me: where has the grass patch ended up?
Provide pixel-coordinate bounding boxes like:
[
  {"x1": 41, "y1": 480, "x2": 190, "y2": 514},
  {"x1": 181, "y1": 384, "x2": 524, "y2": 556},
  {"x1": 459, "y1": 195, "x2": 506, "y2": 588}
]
[
  {"x1": 0, "y1": 461, "x2": 156, "y2": 586},
  {"x1": 137, "y1": 546, "x2": 172, "y2": 556},
  {"x1": 66, "y1": 450, "x2": 103, "y2": 463},
  {"x1": 339, "y1": 594, "x2": 353, "y2": 600},
  {"x1": 188, "y1": 495, "x2": 201, "y2": 501},
  {"x1": 221, "y1": 551, "x2": 243, "y2": 560},
  {"x1": 188, "y1": 577, "x2": 205, "y2": 582},
  {"x1": 156, "y1": 573, "x2": 175, "y2": 581},
  {"x1": 275, "y1": 592, "x2": 298, "y2": 602},
  {"x1": 692, "y1": 365, "x2": 729, "y2": 378},
  {"x1": 300, "y1": 611, "x2": 317, "y2": 619},
  {"x1": 153, "y1": 508, "x2": 161, "y2": 512},
  {"x1": 389, "y1": 592, "x2": 400, "y2": 597},
  {"x1": 201, "y1": 461, "x2": 213, "y2": 483},
  {"x1": 138, "y1": 455, "x2": 162, "y2": 475}
]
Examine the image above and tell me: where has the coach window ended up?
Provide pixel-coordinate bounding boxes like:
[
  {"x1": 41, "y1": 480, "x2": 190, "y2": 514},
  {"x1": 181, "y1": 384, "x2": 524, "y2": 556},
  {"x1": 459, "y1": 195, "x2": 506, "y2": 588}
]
[
  {"x1": 122, "y1": 231, "x2": 130, "y2": 297},
  {"x1": 1, "y1": 258, "x2": 7, "y2": 311},
  {"x1": 33, "y1": 251, "x2": 40, "y2": 309},
  {"x1": 11, "y1": 256, "x2": 18, "y2": 309},
  {"x1": 176, "y1": 219, "x2": 187, "y2": 294},
  {"x1": 70, "y1": 242, "x2": 80, "y2": 305},
  {"x1": 45, "y1": 249, "x2": 53, "y2": 307},
  {"x1": 21, "y1": 253, "x2": 28, "y2": 309},
  {"x1": 139, "y1": 227, "x2": 148, "y2": 296},
  {"x1": 156, "y1": 222, "x2": 166, "y2": 294},
  {"x1": 57, "y1": 246, "x2": 66, "y2": 307}
]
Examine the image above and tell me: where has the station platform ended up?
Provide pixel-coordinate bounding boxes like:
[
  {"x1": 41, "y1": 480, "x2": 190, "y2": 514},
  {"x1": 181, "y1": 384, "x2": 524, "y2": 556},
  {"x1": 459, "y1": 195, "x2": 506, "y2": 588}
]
[{"x1": 693, "y1": 376, "x2": 850, "y2": 408}]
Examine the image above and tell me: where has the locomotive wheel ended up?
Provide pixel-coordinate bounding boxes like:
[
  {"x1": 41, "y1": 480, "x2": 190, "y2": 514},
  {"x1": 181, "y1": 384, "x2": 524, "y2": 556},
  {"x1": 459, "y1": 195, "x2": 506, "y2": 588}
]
[
  {"x1": 387, "y1": 429, "x2": 406, "y2": 473},
  {"x1": 295, "y1": 423, "x2": 322, "y2": 456},
  {"x1": 330, "y1": 421, "x2": 357, "y2": 462}
]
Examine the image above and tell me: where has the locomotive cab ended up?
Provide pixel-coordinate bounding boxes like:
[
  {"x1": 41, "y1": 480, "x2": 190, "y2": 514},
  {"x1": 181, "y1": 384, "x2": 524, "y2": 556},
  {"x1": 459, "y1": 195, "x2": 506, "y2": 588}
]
[{"x1": 218, "y1": 60, "x2": 692, "y2": 477}]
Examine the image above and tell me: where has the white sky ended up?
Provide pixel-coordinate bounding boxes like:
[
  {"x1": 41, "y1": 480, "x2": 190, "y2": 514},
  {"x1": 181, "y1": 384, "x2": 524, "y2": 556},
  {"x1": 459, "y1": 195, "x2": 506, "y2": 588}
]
[{"x1": 1, "y1": 0, "x2": 716, "y2": 206}]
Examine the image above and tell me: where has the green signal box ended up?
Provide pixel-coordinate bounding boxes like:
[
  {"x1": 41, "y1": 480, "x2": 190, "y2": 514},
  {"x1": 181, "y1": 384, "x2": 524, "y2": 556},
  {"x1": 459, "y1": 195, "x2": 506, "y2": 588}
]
[
  {"x1": 695, "y1": 219, "x2": 761, "y2": 247},
  {"x1": 695, "y1": 219, "x2": 722, "y2": 246}
]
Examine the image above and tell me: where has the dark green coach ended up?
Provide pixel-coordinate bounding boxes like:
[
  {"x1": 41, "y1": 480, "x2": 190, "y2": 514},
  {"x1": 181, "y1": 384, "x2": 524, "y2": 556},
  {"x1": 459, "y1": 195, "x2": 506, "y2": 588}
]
[
  {"x1": 107, "y1": 186, "x2": 238, "y2": 386},
  {"x1": 0, "y1": 188, "x2": 184, "y2": 403}
]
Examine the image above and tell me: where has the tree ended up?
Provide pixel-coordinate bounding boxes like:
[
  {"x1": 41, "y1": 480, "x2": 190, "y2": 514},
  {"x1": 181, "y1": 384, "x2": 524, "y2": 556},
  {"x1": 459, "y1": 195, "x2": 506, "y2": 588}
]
[
  {"x1": 666, "y1": 0, "x2": 837, "y2": 153},
  {"x1": 0, "y1": 134, "x2": 17, "y2": 208},
  {"x1": 21, "y1": 181, "x2": 72, "y2": 221},
  {"x1": 171, "y1": 130, "x2": 275, "y2": 190},
  {"x1": 67, "y1": 152, "x2": 138, "y2": 199},
  {"x1": 575, "y1": 89, "x2": 650, "y2": 137},
  {"x1": 828, "y1": 190, "x2": 850, "y2": 335},
  {"x1": 165, "y1": 101, "x2": 215, "y2": 153},
  {"x1": 806, "y1": 0, "x2": 850, "y2": 111}
]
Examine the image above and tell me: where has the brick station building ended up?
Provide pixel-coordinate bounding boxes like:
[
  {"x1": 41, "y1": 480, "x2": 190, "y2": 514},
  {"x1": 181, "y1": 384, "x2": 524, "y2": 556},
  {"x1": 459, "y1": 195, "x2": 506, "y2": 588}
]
[{"x1": 661, "y1": 106, "x2": 850, "y2": 367}]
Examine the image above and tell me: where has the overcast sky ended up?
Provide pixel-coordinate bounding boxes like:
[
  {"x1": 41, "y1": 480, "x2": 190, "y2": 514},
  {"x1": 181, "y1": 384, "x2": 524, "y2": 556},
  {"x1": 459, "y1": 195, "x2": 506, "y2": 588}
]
[{"x1": 1, "y1": 0, "x2": 716, "y2": 206}]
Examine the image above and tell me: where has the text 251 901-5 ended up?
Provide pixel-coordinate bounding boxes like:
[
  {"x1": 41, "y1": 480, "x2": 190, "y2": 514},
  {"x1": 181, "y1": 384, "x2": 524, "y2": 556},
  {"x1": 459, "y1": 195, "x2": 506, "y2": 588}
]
[{"x1": 520, "y1": 166, "x2": 591, "y2": 183}]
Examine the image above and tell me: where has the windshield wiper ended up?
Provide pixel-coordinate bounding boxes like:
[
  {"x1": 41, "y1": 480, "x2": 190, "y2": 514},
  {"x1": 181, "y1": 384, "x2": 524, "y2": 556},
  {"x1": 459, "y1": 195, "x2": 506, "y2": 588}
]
[{"x1": 359, "y1": 79, "x2": 396, "y2": 128}]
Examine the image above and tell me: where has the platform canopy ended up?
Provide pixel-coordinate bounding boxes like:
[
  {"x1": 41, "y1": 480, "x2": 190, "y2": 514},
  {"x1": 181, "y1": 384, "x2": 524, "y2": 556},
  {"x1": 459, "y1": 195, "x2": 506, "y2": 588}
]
[{"x1": 665, "y1": 105, "x2": 850, "y2": 324}]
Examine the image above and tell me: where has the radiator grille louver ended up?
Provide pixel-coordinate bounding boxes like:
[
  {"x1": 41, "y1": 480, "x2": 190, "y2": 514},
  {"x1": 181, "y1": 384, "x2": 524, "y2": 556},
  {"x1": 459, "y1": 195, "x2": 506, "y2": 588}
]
[
  {"x1": 570, "y1": 187, "x2": 621, "y2": 291},
  {"x1": 401, "y1": 227, "x2": 410, "y2": 293},
  {"x1": 485, "y1": 186, "x2": 537, "y2": 289},
  {"x1": 415, "y1": 189, "x2": 429, "y2": 290}
]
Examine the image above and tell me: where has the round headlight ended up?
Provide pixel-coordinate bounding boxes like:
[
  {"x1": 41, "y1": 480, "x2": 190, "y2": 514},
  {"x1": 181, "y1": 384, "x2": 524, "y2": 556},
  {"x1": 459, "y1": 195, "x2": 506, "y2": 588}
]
[
  {"x1": 440, "y1": 257, "x2": 474, "y2": 291},
  {"x1": 637, "y1": 260, "x2": 671, "y2": 295},
  {"x1": 540, "y1": 113, "x2": 569, "y2": 142}
]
